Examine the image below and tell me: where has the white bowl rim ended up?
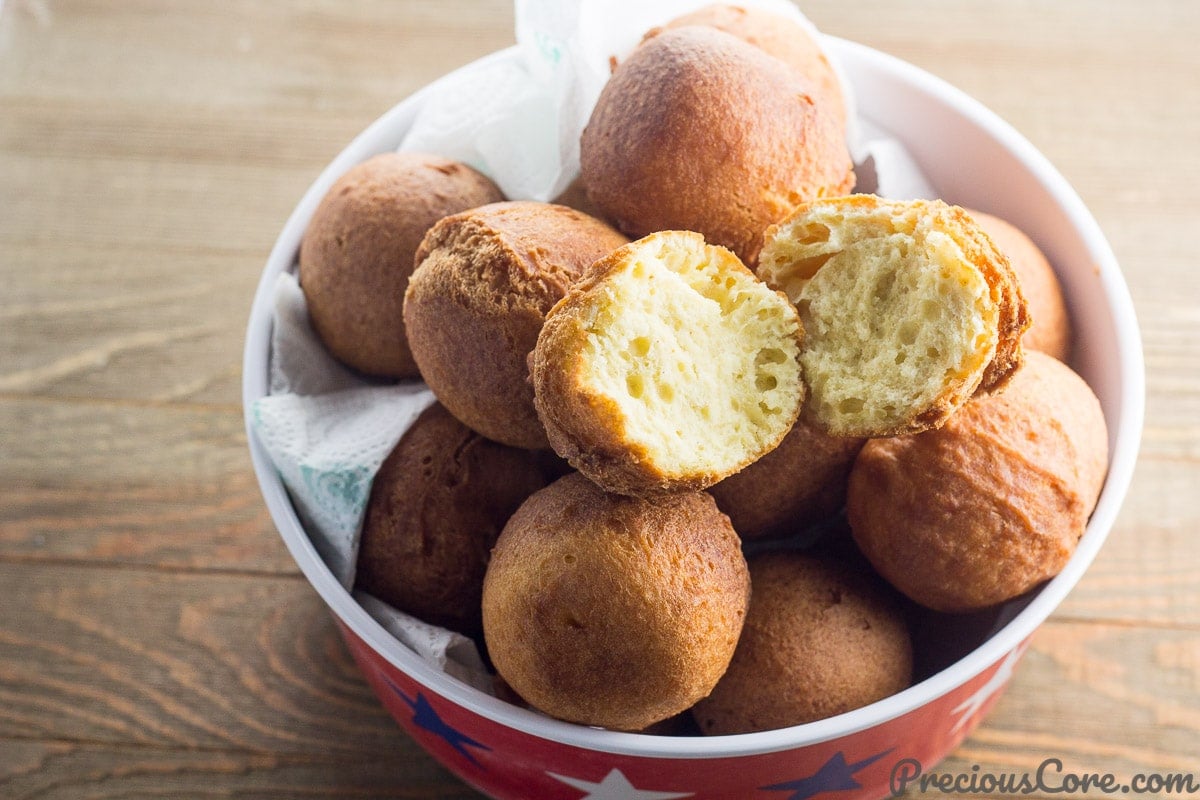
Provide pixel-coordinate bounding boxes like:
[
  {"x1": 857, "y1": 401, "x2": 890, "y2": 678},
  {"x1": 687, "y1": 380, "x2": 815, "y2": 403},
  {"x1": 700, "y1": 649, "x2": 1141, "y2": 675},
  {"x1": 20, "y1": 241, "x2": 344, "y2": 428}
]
[{"x1": 242, "y1": 36, "x2": 1145, "y2": 759}]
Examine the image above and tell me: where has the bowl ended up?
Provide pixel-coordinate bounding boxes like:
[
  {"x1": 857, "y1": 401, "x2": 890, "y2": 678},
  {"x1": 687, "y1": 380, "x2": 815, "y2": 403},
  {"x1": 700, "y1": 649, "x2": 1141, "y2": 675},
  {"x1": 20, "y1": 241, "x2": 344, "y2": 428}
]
[{"x1": 242, "y1": 36, "x2": 1143, "y2": 800}]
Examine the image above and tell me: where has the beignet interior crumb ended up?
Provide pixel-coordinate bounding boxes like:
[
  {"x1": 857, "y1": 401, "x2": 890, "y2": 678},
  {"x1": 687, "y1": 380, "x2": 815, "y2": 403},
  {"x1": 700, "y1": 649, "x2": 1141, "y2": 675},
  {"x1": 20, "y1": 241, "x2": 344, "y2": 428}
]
[
  {"x1": 758, "y1": 198, "x2": 998, "y2": 435},
  {"x1": 578, "y1": 231, "x2": 802, "y2": 478}
]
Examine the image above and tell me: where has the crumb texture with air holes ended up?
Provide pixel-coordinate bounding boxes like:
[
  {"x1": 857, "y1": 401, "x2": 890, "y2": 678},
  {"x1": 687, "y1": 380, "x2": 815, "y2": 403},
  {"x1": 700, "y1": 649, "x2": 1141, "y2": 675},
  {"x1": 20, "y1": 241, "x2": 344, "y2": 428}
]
[
  {"x1": 758, "y1": 195, "x2": 1019, "y2": 437},
  {"x1": 531, "y1": 230, "x2": 804, "y2": 496}
]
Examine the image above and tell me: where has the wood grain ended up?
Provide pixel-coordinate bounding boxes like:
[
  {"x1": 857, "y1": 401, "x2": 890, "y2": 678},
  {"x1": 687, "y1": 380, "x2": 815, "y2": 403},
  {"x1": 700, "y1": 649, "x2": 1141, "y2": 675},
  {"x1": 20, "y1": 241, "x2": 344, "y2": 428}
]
[
  {"x1": 1057, "y1": 457, "x2": 1200, "y2": 629},
  {"x1": 0, "y1": 397, "x2": 290, "y2": 574},
  {"x1": 0, "y1": 561, "x2": 400, "y2": 755},
  {"x1": 0, "y1": 739, "x2": 478, "y2": 800},
  {"x1": 0, "y1": 0, "x2": 513, "y2": 408},
  {"x1": 1, "y1": 0, "x2": 1196, "y2": 796},
  {"x1": 934, "y1": 621, "x2": 1200, "y2": 796}
]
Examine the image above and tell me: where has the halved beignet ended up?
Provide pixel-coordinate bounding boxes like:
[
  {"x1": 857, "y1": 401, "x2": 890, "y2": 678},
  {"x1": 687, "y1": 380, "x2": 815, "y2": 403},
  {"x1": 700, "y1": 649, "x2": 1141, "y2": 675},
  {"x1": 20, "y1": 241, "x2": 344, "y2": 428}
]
[
  {"x1": 758, "y1": 195, "x2": 1028, "y2": 436},
  {"x1": 531, "y1": 231, "x2": 804, "y2": 496}
]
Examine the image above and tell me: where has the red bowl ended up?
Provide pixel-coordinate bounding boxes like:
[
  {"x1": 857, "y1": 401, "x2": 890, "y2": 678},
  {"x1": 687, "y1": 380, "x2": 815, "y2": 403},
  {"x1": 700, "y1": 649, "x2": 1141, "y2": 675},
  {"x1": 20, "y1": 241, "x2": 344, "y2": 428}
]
[{"x1": 243, "y1": 38, "x2": 1143, "y2": 800}]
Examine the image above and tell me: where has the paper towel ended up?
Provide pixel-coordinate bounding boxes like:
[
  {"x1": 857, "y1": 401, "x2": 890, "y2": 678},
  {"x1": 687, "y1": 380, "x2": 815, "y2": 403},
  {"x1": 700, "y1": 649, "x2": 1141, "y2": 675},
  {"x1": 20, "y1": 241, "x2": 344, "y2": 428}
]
[{"x1": 252, "y1": 272, "x2": 436, "y2": 588}]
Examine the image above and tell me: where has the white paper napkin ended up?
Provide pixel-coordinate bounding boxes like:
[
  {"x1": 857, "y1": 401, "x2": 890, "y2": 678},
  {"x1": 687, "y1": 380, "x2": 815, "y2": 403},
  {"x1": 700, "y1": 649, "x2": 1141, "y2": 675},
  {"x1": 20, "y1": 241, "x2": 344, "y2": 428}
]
[
  {"x1": 252, "y1": 272, "x2": 436, "y2": 588},
  {"x1": 355, "y1": 592, "x2": 494, "y2": 694},
  {"x1": 401, "y1": 0, "x2": 860, "y2": 202}
]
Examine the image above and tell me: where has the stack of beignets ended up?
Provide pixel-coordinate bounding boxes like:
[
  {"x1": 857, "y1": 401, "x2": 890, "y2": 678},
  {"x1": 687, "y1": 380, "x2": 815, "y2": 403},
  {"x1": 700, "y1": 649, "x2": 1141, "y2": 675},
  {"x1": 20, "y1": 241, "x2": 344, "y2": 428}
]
[{"x1": 292, "y1": 4, "x2": 1110, "y2": 738}]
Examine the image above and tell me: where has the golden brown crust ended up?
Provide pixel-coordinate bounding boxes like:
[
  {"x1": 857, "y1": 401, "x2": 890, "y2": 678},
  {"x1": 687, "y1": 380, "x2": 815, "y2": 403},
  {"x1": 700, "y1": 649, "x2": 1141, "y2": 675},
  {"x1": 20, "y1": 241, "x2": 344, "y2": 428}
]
[
  {"x1": 658, "y1": 3, "x2": 846, "y2": 131},
  {"x1": 846, "y1": 352, "x2": 1109, "y2": 612},
  {"x1": 580, "y1": 26, "x2": 853, "y2": 265},
  {"x1": 691, "y1": 551, "x2": 912, "y2": 734},
  {"x1": 354, "y1": 403, "x2": 552, "y2": 636},
  {"x1": 299, "y1": 152, "x2": 503, "y2": 378},
  {"x1": 481, "y1": 473, "x2": 750, "y2": 731},
  {"x1": 708, "y1": 418, "x2": 865, "y2": 539},
  {"x1": 947, "y1": 205, "x2": 1029, "y2": 394},
  {"x1": 403, "y1": 201, "x2": 627, "y2": 449},
  {"x1": 968, "y1": 209, "x2": 1071, "y2": 361}
]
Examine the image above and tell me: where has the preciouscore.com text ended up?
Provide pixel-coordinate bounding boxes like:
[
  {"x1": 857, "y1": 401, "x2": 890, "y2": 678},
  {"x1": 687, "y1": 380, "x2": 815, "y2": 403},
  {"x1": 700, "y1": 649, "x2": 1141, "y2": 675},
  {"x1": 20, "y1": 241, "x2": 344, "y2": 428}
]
[{"x1": 890, "y1": 757, "x2": 1200, "y2": 796}]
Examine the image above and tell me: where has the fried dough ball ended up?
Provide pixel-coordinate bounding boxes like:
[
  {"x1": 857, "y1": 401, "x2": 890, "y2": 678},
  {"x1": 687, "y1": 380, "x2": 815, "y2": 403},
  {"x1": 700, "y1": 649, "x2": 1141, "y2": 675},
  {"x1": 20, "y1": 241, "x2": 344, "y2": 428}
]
[
  {"x1": 581, "y1": 26, "x2": 853, "y2": 265},
  {"x1": 404, "y1": 201, "x2": 627, "y2": 448},
  {"x1": 708, "y1": 418, "x2": 865, "y2": 540},
  {"x1": 758, "y1": 195, "x2": 1029, "y2": 436},
  {"x1": 532, "y1": 231, "x2": 803, "y2": 496},
  {"x1": 692, "y1": 552, "x2": 912, "y2": 733},
  {"x1": 355, "y1": 403, "x2": 552, "y2": 635},
  {"x1": 847, "y1": 352, "x2": 1108, "y2": 612},
  {"x1": 967, "y1": 209, "x2": 1071, "y2": 361},
  {"x1": 482, "y1": 473, "x2": 750, "y2": 731},
  {"x1": 300, "y1": 152, "x2": 503, "y2": 377},
  {"x1": 660, "y1": 3, "x2": 846, "y2": 130}
]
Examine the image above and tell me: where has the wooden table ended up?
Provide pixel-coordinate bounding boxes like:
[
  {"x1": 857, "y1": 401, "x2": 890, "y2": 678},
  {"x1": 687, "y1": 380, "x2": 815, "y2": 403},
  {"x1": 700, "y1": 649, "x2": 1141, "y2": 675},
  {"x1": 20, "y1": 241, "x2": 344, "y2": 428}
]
[{"x1": 1, "y1": 1, "x2": 1196, "y2": 797}]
